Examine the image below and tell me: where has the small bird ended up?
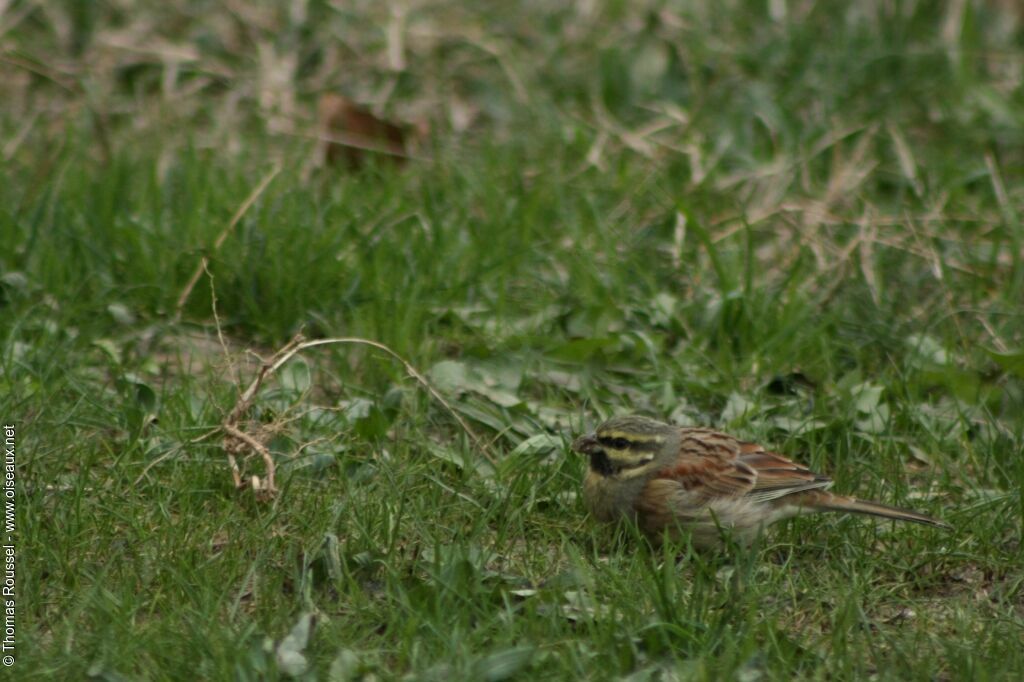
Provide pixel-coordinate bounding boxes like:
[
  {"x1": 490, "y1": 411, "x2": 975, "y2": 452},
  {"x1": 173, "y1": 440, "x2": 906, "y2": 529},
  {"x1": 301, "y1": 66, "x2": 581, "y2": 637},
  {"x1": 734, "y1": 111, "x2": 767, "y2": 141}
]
[{"x1": 572, "y1": 415, "x2": 950, "y2": 549}]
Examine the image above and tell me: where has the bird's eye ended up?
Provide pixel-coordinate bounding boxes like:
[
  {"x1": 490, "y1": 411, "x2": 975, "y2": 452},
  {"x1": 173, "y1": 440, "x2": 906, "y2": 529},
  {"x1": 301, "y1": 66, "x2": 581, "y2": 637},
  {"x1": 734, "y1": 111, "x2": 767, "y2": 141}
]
[{"x1": 611, "y1": 438, "x2": 630, "y2": 449}]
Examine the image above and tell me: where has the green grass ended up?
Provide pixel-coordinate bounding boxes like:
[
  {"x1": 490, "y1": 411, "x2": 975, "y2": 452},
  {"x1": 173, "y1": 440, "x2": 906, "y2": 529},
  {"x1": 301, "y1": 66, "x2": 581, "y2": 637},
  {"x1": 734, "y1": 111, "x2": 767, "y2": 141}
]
[{"x1": 3, "y1": 0, "x2": 1024, "y2": 679}]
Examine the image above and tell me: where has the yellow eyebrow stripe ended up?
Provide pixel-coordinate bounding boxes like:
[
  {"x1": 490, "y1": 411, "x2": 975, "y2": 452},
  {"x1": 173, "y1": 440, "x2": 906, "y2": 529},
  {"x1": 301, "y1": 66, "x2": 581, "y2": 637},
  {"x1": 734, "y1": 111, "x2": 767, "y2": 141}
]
[{"x1": 599, "y1": 431, "x2": 664, "y2": 443}]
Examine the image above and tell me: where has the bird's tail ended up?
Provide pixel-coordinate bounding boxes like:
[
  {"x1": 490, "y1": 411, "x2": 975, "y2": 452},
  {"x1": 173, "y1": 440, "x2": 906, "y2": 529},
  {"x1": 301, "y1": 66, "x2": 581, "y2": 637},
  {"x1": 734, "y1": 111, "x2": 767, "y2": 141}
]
[{"x1": 801, "y1": 491, "x2": 952, "y2": 529}]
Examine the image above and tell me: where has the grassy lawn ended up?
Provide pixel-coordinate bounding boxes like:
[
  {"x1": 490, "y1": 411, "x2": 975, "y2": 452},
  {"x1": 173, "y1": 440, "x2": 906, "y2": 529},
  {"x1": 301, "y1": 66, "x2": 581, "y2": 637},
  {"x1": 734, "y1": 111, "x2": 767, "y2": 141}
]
[{"x1": 3, "y1": 1, "x2": 1023, "y2": 679}]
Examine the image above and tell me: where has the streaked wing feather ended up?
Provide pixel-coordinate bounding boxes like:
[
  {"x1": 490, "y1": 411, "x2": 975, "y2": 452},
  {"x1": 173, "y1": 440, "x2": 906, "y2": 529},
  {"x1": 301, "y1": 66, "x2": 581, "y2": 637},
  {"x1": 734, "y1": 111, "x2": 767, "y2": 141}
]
[
  {"x1": 651, "y1": 458, "x2": 756, "y2": 501},
  {"x1": 656, "y1": 431, "x2": 831, "y2": 503}
]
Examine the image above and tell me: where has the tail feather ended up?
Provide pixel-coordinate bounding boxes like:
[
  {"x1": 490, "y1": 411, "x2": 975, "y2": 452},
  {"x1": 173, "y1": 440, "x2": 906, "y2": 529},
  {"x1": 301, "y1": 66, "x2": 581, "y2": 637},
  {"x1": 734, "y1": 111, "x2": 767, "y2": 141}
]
[{"x1": 802, "y1": 492, "x2": 952, "y2": 530}]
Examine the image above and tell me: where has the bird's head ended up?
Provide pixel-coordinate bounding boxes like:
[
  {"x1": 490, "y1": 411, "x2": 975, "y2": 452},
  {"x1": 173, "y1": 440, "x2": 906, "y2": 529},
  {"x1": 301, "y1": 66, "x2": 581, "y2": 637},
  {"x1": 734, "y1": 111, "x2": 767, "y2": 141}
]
[{"x1": 571, "y1": 415, "x2": 674, "y2": 478}]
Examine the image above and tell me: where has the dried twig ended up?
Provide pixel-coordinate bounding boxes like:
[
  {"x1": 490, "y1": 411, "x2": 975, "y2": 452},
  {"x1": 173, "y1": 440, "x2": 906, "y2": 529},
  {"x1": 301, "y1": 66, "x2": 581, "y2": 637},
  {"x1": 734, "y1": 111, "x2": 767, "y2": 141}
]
[
  {"x1": 268, "y1": 336, "x2": 494, "y2": 463},
  {"x1": 174, "y1": 165, "x2": 281, "y2": 321},
  {"x1": 222, "y1": 422, "x2": 277, "y2": 493},
  {"x1": 220, "y1": 333, "x2": 305, "y2": 497},
  {"x1": 220, "y1": 333, "x2": 495, "y2": 499}
]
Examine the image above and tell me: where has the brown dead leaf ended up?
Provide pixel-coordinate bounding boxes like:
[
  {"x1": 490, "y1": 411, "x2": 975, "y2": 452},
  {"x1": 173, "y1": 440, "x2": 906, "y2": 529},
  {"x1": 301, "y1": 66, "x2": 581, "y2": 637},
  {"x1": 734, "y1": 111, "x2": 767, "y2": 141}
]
[{"x1": 315, "y1": 94, "x2": 408, "y2": 169}]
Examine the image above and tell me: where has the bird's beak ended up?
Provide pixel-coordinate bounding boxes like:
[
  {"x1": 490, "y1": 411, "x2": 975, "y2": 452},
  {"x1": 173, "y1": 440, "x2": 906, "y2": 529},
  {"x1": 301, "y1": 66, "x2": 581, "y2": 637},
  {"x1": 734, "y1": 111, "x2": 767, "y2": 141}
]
[{"x1": 571, "y1": 434, "x2": 599, "y2": 454}]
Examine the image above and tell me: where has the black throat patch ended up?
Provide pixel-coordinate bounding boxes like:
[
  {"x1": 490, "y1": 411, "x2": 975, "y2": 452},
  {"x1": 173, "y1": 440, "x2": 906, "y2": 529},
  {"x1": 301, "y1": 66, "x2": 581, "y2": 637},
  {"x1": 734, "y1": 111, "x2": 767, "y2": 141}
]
[
  {"x1": 588, "y1": 450, "x2": 652, "y2": 477},
  {"x1": 589, "y1": 450, "x2": 617, "y2": 476}
]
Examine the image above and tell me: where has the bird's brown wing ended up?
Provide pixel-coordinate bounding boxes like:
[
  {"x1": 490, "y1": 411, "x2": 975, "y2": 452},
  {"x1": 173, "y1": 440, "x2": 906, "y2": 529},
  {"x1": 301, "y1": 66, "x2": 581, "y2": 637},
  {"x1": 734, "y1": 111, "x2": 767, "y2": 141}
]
[{"x1": 653, "y1": 428, "x2": 832, "y2": 503}]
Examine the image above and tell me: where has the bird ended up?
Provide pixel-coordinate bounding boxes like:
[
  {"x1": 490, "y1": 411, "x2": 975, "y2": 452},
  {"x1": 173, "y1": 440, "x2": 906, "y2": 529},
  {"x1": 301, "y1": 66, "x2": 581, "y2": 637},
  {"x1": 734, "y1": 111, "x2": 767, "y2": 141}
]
[{"x1": 571, "y1": 415, "x2": 950, "y2": 549}]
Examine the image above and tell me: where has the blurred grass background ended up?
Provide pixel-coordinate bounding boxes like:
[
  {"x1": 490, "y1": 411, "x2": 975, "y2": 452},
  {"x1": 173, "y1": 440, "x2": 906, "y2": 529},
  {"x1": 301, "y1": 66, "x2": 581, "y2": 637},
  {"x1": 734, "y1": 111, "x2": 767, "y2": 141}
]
[{"x1": 2, "y1": 1, "x2": 1023, "y2": 679}]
